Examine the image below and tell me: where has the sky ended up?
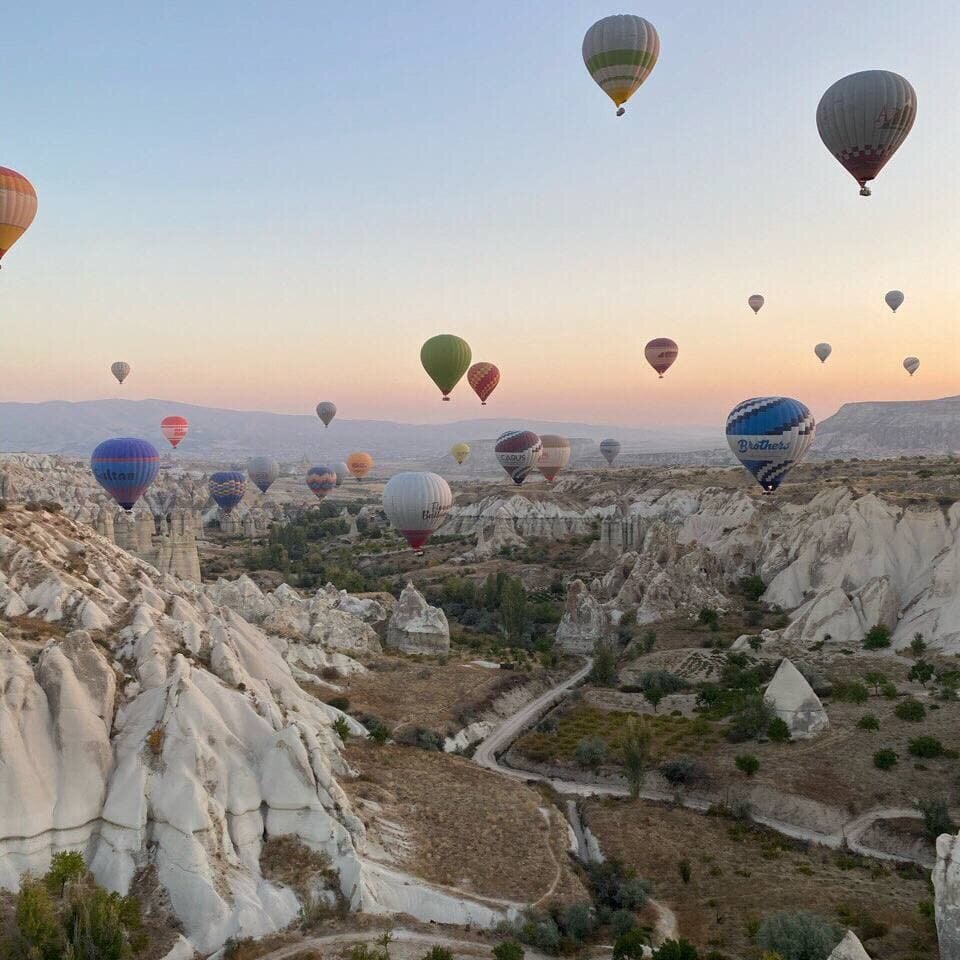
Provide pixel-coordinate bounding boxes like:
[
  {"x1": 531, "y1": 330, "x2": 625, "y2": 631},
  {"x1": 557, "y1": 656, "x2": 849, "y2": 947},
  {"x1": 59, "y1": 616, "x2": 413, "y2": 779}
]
[{"x1": 1, "y1": 0, "x2": 958, "y2": 431}]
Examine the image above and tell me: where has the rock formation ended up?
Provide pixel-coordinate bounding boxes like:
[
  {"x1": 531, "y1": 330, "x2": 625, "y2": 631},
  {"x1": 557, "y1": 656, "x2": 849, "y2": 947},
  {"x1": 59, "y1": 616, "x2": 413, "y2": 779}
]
[
  {"x1": 934, "y1": 830, "x2": 959, "y2": 958},
  {"x1": 764, "y1": 658, "x2": 829, "y2": 739},
  {"x1": 461, "y1": 504, "x2": 527, "y2": 560},
  {"x1": 385, "y1": 583, "x2": 450, "y2": 655},
  {"x1": 556, "y1": 579, "x2": 608, "y2": 653},
  {"x1": 827, "y1": 931, "x2": 871, "y2": 959}
]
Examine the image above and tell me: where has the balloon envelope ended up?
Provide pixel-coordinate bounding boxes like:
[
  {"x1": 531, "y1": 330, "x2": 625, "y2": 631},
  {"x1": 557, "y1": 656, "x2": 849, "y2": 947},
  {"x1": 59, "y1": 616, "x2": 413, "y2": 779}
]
[
  {"x1": 495, "y1": 430, "x2": 542, "y2": 485},
  {"x1": 0, "y1": 167, "x2": 38, "y2": 264},
  {"x1": 209, "y1": 471, "x2": 246, "y2": 513},
  {"x1": 420, "y1": 334, "x2": 472, "y2": 400},
  {"x1": 903, "y1": 356, "x2": 920, "y2": 376},
  {"x1": 383, "y1": 472, "x2": 452, "y2": 549},
  {"x1": 748, "y1": 295, "x2": 764, "y2": 314},
  {"x1": 346, "y1": 452, "x2": 373, "y2": 480},
  {"x1": 582, "y1": 15, "x2": 659, "y2": 115},
  {"x1": 726, "y1": 397, "x2": 816, "y2": 493},
  {"x1": 885, "y1": 290, "x2": 904, "y2": 313},
  {"x1": 816, "y1": 70, "x2": 916, "y2": 195},
  {"x1": 467, "y1": 362, "x2": 500, "y2": 405},
  {"x1": 307, "y1": 465, "x2": 337, "y2": 500},
  {"x1": 537, "y1": 435, "x2": 571, "y2": 481},
  {"x1": 334, "y1": 462, "x2": 349, "y2": 487},
  {"x1": 247, "y1": 456, "x2": 280, "y2": 493},
  {"x1": 91, "y1": 438, "x2": 160, "y2": 511},
  {"x1": 814, "y1": 343, "x2": 832, "y2": 363},
  {"x1": 316, "y1": 401, "x2": 337, "y2": 427},
  {"x1": 111, "y1": 361, "x2": 131, "y2": 384},
  {"x1": 644, "y1": 338, "x2": 678, "y2": 378},
  {"x1": 599, "y1": 438, "x2": 621, "y2": 465},
  {"x1": 451, "y1": 442, "x2": 470, "y2": 465},
  {"x1": 160, "y1": 416, "x2": 189, "y2": 448}
]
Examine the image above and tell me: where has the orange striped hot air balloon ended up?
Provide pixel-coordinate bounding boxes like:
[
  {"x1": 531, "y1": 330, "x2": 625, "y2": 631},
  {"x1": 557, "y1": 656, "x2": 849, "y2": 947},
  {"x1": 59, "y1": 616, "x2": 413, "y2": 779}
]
[
  {"x1": 467, "y1": 362, "x2": 500, "y2": 405},
  {"x1": 0, "y1": 167, "x2": 37, "y2": 266}
]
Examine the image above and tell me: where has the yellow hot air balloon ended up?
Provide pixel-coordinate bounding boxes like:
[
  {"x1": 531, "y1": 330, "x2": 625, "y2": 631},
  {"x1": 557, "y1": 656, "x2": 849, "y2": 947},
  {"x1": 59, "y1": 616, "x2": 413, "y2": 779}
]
[
  {"x1": 451, "y1": 442, "x2": 470, "y2": 465},
  {"x1": 346, "y1": 451, "x2": 373, "y2": 480},
  {"x1": 582, "y1": 15, "x2": 660, "y2": 116},
  {"x1": 0, "y1": 166, "x2": 38, "y2": 266}
]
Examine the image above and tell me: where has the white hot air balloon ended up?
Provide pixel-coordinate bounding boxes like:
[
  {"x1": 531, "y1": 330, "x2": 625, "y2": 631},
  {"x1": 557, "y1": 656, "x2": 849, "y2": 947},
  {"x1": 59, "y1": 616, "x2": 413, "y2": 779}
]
[
  {"x1": 748, "y1": 294, "x2": 764, "y2": 314},
  {"x1": 383, "y1": 472, "x2": 452, "y2": 550},
  {"x1": 814, "y1": 343, "x2": 832, "y2": 363},
  {"x1": 582, "y1": 15, "x2": 660, "y2": 117},
  {"x1": 885, "y1": 290, "x2": 904, "y2": 313},
  {"x1": 333, "y1": 462, "x2": 348, "y2": 487},
  {"x1": 903, "y1": 356, "x2": 920, "y2": 376},
  {"x1": 537, "y1": 435, "x2": 571, "y2": 482},
  {"x1": 111, "y1": 361, "x2": 131, "y2": 384}
]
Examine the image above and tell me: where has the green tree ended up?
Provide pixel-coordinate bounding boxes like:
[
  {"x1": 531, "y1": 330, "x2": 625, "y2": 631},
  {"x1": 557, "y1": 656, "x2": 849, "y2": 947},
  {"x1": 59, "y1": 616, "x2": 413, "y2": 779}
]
[
  {"x1": 735, "y1": 754, "x2": 760, "y2": 777},
  {"x1": 908, "y1": 660, "x2": 935, "y2": 687},
  {"x1": 652, "y1": 940, "x2": 699, "y2": 960},
  {"x1": 14, "y1": 877, "x2": 63, "y2": 960},
  {"x1": 500, "y1": 578, "x2": 529, "y2": 642},
  {"x1": 863, "y1": 624, "x2": 891, "y2": 649},
  {"x1": 620, "y1": 716, "x2": 652, "y2": 798},
  {"x1": 590, "y1": 641, "x2": 618, "y2": 686},
  {"x1": 909, "y1": 736, "x2": 945, "y2": 758},
  {"x1": 492, "y1": 942, "x2": 524, "y2": 960},
  {"x1": 767, "y1": 717, "x2": 791, "y2": 743},
  {"x1": 873, "y1": 748, "x2": 898, "y2": 770},
  {"x1": 333, "y1": 716, "x2": 350, "y2": 740},
  {"x1": 918, "y1": 798, "x2": 956, "y2": 841},
  {"x1": 698, "y1": 608, "x2": 719, "y2": 631},
  {"x1": 856, "y1": 713, "x2": 879, "y2": 732},
  {"x1": 863, "y1": 671, "x2": 886, "y2": 696},
  {"x1": 909, "y1": 633, "x2": 927, "y2": 657},
  {"x1": 66, "y1": 887, "x2": 140, "y2": 960},
  {"x1": 574, "y1": 737, "x2": 607, "y2": 772},
  {"x1": 45, "y1": 851, "x2": 88, "y2": 895},
  {"x1": 612, "y1": 929, "x2": 650, "y2": 960},
  {"x1": 894, "y1": 698, "x2": 926, "y2": 721}
]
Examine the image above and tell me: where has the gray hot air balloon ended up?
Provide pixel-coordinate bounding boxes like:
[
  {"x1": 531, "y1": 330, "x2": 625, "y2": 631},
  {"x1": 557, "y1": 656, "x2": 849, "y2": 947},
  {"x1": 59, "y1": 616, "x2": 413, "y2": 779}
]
[
  {"x1": 111, "y1": 361, "x2": 131, "y2": 384},
  {"x1": 600, "y1": 438, "x2": 621, "y2": 465},
  {"x1": 747, "y1": 294, "x2": 764, "y2": 315},
  {"x1": 885, "y1": 290, "x2": 904, "y2": 313},
  {"x1": 316, "y1": 401, "x2": 337, "y2": 427},
  {"x1": 333, "y1": 462, "x2": 349, "y2": 487},
  {"x1": 903, "y1": 356, "x2": 920, "y2": 376},
  {"x1": 814, "y1": 343, "x2": 832, "y2": 363},
  {"x1": 247, "y1": 456, "x2": 280, "y2": 494}
]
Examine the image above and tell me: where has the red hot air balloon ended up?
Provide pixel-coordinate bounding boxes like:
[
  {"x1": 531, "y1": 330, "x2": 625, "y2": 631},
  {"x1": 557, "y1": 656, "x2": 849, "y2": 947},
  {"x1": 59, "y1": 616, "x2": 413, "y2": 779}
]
[
  {"x1": 467, "y1": 362, "x2": 500, "y2": 405},
  {"x1": 644, "y1": 338, "x2": 678, "y2": 378},
  {"x1": 160, "y1": 416, "x2": 189, "y2": 449}
]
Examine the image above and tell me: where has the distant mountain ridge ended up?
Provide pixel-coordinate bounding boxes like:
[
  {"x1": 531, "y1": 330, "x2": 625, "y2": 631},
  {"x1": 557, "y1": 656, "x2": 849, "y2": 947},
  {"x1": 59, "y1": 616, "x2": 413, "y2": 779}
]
[{"x1": 0, "y1": 398, "x2": 717, "y2": 466}]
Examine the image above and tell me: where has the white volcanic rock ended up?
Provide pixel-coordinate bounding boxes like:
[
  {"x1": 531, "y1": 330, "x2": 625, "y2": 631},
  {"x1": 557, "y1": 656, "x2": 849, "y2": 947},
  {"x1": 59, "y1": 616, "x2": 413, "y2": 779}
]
[
  {"x1": 764, "y1": 658, "x2": 829, "y2": 739},
  {"x1": 827, "y1": 931, "x2": 871, "y2": 959},
  {"x1": 386, "y1": 584, "x2": 449, "y2": 655},
  {"x1": 556, "y1": 579, "x2": 608, "y2": 653},
  {"x1": 460, "y1": 504, "x2": 527, "y2": 561},
  {"x1": 445, "y1": 494, "x2": 607, "y2": 540},
  {"x1": 934, "y1": 830, "x2": 960, "y2": 958}
]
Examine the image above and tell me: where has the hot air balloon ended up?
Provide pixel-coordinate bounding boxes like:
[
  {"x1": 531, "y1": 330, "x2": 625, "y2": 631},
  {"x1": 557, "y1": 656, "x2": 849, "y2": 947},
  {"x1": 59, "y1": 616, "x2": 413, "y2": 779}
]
[
  {"x1": 885, "y1": 290, "x2": 904, "y2": 313},
  {"x1": 495, "y1": 431, "x2": 542, "y2": 485},
  {"x1": 814, "y1": 343, "x2": 832, "y2": 363},
  {"x1": 0, "y1": 167, "x2": 38, "y2": 266},
  {"x1": 420, "y1": 334, "x2": 472, "y2": 401},
  {"x1": 248, "y1": 456, "x2": 280, "y2": 494},
  {"x1": 451, "y1": 442, "x2": 471, "y2": 465},
  {"x1": 748, "y1": 295, "x2": 764, "y2": 314},
  {"x1": 644, "y1": 338, "x2": 678, "y2": 378},
  {"x1": 467, "y1": 362, "x2": 500, "y2": 405},
  {"x1": 537, "y1": 435, "x2": 571, "y2": 482},
  {"x1": 600, "y1": 438, "x2": 621, "y2": 465},
  {"x1": 903, "y1": 356, "x2": 920, "y2": 376},
  {"x1": 160, "y1": 416, "x2": 189, "y2": 449},
  {"x1": 316, "y1": 401, "x2": 337, "y2": 427},
  {"x1": 334, "y1": 462, "x2": 349, "y2": 487},
  {"x1": 111, "y1": 361, "x2": 131, "y2": 385},
  {"x1": 725, "y1": 397, "x2": 816, "y2": 493},
  {"x1": 383, "y1": 472, "x2": 452, "y2": 550},
  {"x1": 307, "y1": 465, "x2": 337, "y2": 501},
  {"x1": 816, "y1": 70, "x2": 916, "y2": 196},
  {"x1": 91, "y1": 438, "x2": 160, "y2": 511},
  {"x1": 582, "y1": 15, "x2": 659, "y2": 117},
  {"x1": 346, "y1": 452, "x2": 373, "y2": 480},
  {"x1": 209, "y1": 472, "x2": 246, "y2": 513}
]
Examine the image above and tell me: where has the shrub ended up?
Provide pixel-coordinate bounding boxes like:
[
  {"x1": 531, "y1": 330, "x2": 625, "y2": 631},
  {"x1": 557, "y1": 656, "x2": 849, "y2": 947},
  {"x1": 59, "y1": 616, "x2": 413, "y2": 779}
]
[
  {"x1": 832, "y1": 681, "x2": 868, "y2": 704},
  {"x1": 652, "y1": 940, "x2": 699, "y2": 960},
  {"x1": 575, "y1": 737, "x2": 607, "y2": 772},
  {"x1": 863, "y1": 671, "x2": 887, "y2": 695},
  {"x1": 698, "y1": 608, "x2": 719, "y2": 631},
  {"x1": 908, "y1": 660, "x2": 935, "y2": 687},
  {"x1": 739, "y1": 575, "x2": 765, "y2": 601},
  {"x1": 587, "y1": 859, "x2": 650, "y2": 911},
  {"x1": 659, "y1": 756, "x2": 708, "y2": 789},
  {"x1": 518, "y1": 911, "x2": 560, "y2": 952},
  {"x1": 725, "y1": 695, "x2": 773, "y2": 743},
  {"x1": 908, "y1": 735, "x2": 945, "y2": 758},
  {"x1": 558, "y1": 901, "x2": 596, "y2": 941},
  {"x1": 333, "y1": 717, "x2": 351, "y2": 740},
  {"x1": 918, "y1": 798, "x2": 956, "y2": 840},
  {"x1": 735, "y1": 754, "x2": 760, "y2": 777},
  {"x1": 909, "y1": 633, "x2": 927, "y2": 657},
  {"x1": 894, "y1": 698, "x2": 925, "y2": 722},
  {"x1": 590, "y1": 641, "x2": 619, "y2": 686},
  {"x1": 880, "y1": 680, "x2": 898, "y2": 699},
  {"x1": 755, "y1": 910, "x2": 842, "y2": 960},
  {"x1": 45, "y1": 851, "x2": 88, "y2": 894},
  {"x1": 856, "y1": 713, "x2": 879, "y2": 731},
  {"x1": 621, "y1": 716, "x2": 652, "y2": 797},
  {"x1": 678, "y1": 858, "x2": 692, "y2": 884},
  {"x1": 493, "y1": 942, "x2": 524, "y2": 960},
  {"x1": 395, "y1": 726, "x2": 443, "y2": 752},
  {"x1": 767, "y1": 717, "x2": 791, "y2": 742},
  {"x1": 863, "y1": 625, "x2": 891, "y2": 650},
  {"x1": 421, "y1": 949, "x2": 454, "y2": 960},
  {"x1": 608, "y1": 908, "x2": 636, "y2": 937},
  {"x1": 13, "y1": 877, "x2": 62, "y2": 957},
  {"x1": 327, "y1": 696, "x2": 350, "y2": 711},
  {"x1": 873, "y1": 748, "x2": 898, "y2": 771},
  {"x1": 612, "y1": 928, "x2": 650, "y2": 960},
  {"x1": 366, "y1": 718, "x2": 392, "y2": 744}
]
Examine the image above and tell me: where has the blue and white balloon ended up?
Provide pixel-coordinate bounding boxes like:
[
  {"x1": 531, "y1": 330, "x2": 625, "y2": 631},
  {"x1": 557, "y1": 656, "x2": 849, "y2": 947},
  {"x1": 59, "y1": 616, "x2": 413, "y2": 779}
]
[{"x1": 725, "y1": 397, "x2": 815, "y2": 493}]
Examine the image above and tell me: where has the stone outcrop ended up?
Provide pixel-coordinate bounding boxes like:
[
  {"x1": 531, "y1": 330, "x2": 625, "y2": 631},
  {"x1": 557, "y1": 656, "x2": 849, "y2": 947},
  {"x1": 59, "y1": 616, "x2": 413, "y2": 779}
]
[
  {"x1": 385, "y1": 583, "x2": 449, "y2": 655},
  {"x1": 764, "y1": 658, "x2": 829, "y2": 739},
  {"x1": 827, "y1": 931, "x2": 871, "y2": 959},
  {"x1": 934, "y1": 830, "x2": 959, "y2": 958},
  {"x1": 556, "y1": 579, "x2": 608, "y2": 653}
]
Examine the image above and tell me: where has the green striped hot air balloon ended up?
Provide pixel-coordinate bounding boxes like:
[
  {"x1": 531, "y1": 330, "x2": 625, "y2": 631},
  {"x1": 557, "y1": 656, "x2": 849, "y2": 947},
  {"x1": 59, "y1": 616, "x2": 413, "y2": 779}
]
[
  {"x1": 582, "y1": 15, "x2": 660, "y2": 117},
  {"x1": 420, "y1": 334, "x2": 472, "y2": 401}
]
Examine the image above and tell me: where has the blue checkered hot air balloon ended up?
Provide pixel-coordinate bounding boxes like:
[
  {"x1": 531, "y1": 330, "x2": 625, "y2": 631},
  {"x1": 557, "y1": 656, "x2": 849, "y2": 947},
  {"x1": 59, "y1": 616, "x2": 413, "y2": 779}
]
[
  {"x1": 90, "y1": 438, "x2": 160, "y2": 511},
  {"x1": 725, "y1": 397, "x2": 816, "y2": 493},
  {"x1": 209, "y1": 471, "x2": 246, "y2": 513}
]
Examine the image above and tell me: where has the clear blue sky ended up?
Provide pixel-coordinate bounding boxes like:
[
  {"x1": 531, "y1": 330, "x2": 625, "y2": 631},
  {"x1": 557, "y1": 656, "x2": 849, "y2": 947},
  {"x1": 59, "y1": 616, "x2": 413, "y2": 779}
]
[{"x1": 2, "y1": 1, "x2": 957, "y2": 426}]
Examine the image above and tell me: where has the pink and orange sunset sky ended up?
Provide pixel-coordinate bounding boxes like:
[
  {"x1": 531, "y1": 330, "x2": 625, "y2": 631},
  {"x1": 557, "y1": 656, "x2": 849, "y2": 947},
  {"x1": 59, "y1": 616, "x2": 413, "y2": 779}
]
[{"x1": 2, "y1": 0, "x2": 957, "y2": 430}]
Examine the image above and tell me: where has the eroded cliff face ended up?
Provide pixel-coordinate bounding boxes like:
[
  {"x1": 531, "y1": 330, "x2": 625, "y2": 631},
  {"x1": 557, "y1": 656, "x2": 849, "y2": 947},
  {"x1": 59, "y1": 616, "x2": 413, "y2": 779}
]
[{"x1": 934, "y1": 831, "x2": 960, "y2": 959}]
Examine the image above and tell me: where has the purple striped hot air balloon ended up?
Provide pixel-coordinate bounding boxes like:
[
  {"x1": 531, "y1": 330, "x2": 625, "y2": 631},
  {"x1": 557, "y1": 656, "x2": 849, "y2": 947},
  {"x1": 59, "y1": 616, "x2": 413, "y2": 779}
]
[
  {"x1": 209, "y1": 471, "x2": 246, "y2": 513},
  {"x1": 91, "y1": 438, "x2": 160, "y2": 511},
  {"x1": 306, "y1": 465, "x2": 338, "y2": 501}
]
